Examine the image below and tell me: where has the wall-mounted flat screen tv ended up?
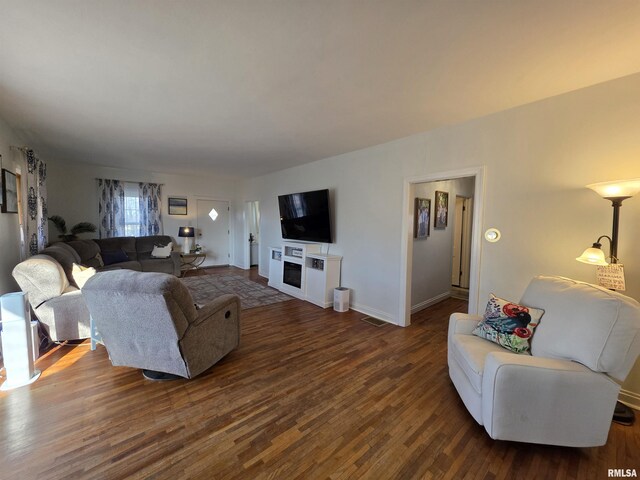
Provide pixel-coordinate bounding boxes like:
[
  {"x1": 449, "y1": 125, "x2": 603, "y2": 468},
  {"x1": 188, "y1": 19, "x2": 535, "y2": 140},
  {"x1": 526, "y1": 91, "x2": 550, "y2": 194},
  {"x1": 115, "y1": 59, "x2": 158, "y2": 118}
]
[{"x1": 278, "y1": 189, "x2": 332, "y2": 243}]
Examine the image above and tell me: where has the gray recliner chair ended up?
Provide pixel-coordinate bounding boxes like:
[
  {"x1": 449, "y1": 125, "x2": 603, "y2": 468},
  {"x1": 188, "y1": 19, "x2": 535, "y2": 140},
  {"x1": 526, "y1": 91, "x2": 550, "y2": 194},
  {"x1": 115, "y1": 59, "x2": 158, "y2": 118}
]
[{"x1": 82, "y1": 270, "x2": 240, "y2": 379}]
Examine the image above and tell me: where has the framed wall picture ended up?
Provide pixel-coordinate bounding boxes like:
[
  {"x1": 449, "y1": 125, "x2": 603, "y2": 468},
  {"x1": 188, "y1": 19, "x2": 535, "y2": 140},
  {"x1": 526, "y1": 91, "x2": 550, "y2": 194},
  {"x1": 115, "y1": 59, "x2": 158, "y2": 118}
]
[
  {"x1": 434, "y1": 190, "x2": 448, "y2": 229},
  {"x1": 1, "y1": 169, "x2": 18, "y2": 214},
  {"x1": 414, "y1": 197, "x2": 430, "y2": 239},
  {"x1": 168, "y1": 197, "x2": 188, "y2": 215}
]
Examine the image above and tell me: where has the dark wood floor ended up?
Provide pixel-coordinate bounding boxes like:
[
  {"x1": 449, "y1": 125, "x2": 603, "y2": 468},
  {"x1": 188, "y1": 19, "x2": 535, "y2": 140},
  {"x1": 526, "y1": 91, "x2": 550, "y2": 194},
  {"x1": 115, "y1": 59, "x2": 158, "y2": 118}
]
[{"x1": 1, "y1": 267, "x2": 638, "y2": 479}]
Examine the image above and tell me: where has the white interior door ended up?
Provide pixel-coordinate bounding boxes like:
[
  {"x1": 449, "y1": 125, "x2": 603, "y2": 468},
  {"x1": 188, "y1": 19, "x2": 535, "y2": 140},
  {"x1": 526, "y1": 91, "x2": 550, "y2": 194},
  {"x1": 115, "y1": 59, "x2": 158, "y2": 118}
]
[{"x1": 196, "y1": 199, "x2": 230, "y2": 266}]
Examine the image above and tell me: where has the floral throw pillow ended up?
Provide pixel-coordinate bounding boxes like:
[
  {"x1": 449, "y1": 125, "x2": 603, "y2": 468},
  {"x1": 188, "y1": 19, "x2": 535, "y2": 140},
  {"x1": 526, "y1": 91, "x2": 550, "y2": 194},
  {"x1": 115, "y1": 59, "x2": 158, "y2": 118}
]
[{"x1": 472, "y1": 294, "x2": 544, "y2": 353}]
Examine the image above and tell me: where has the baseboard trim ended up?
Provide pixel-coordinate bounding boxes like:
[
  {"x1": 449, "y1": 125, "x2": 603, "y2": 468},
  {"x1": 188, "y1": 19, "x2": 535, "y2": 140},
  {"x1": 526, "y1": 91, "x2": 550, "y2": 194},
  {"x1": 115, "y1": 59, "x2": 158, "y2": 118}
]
[
  {"x1": 411, "y1": 292, "x2": 452, "y2": 314},
  {"x1": 619, "y1": 388, "x2": 640, "y2": 411}
]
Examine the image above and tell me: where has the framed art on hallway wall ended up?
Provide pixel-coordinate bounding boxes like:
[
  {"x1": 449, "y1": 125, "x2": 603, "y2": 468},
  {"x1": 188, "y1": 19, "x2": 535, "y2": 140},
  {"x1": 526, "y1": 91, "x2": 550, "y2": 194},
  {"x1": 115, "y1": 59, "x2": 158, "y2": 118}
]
[
  {"x1": 434, "y1": 190, "x2": 448, "y2": 229},
  {"x1": 414, "y1": 197, "x2": 430, "y2": 239}
]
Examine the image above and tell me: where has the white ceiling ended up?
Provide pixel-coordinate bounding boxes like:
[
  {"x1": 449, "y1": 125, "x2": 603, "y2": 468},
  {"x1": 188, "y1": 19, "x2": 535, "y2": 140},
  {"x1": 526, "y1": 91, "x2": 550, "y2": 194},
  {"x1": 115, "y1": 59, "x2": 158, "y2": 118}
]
[{"x1": 1, "y1": 1, "x2": 640, "y2": 178}]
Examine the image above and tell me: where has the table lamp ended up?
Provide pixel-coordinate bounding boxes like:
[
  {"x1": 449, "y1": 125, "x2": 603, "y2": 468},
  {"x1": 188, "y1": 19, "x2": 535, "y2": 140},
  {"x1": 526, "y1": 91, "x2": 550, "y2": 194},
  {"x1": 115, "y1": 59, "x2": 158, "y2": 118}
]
[{"x1": 178, "y1": 226, "x2": 195, "y2": 254}]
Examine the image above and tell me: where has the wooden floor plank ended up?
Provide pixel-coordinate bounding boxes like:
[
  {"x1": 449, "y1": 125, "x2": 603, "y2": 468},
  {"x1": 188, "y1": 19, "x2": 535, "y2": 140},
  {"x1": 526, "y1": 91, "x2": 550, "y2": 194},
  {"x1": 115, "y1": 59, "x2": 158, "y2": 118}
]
[{"x1": 1, "y1": 266, "x2": 638, "y2": 479}]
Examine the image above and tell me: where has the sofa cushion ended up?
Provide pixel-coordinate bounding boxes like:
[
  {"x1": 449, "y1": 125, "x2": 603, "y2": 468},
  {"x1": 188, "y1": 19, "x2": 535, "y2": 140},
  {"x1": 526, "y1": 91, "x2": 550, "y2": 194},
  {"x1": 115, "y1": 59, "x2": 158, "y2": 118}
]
[
  {"x1": 101, "y1": 249, "x2": 129, "y2": 265},
  {"x1": 139, "y1": 258, "x2": 176, "y2": 274},
  {"x1": 473, "y1": 294, "x2": 544, "y2": 353},
  {"x1": 66, "y1": 239, "x2": 101, "y2": 266},
  {"x1": 521, "y1": 275, "x2": 640, "y2": 380},
  {"x1": 41, "y1": 243, "x2": 81, "y2": 286},
  {"x1": 100, "y1": 260, "x2": 142, "y2": 272},
  {"x1": 95, "y1": 237, "x2": 138, "y2": 261},
  {"x1": 136, "y1": 235, "x2": 173, "y2": 252}
]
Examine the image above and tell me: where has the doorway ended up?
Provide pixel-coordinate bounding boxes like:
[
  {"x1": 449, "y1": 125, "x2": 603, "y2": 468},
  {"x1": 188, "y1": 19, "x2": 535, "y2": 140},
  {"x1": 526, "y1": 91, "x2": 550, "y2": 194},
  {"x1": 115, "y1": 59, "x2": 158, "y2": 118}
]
[
  {"x1": 400, "y1": 166, "x2": 485, "y2": 327},
  {"x1": 244, "y1": 201, "x2": 260, "y2": 269},
  {"x1": 195, "y1": 198, "x2": 230, "y2": 266}
]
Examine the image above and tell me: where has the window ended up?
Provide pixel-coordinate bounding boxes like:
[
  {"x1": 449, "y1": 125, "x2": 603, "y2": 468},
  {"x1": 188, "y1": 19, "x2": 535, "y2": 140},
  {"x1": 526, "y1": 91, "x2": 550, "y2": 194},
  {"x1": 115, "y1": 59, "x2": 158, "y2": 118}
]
[
  {"x1": 124, "y1": 183, "x2": 142, "y2": 237},
  {"x1": 97, "y1": 179, "x2": 162, "y2": 238}
]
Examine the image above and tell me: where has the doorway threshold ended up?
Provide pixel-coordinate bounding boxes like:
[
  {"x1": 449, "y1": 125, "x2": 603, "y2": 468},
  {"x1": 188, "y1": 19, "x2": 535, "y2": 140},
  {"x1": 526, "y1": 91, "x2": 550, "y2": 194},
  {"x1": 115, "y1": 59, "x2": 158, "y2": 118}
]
[{"x1": 450, "y1": 286, "x2": 469, "y2": 300}]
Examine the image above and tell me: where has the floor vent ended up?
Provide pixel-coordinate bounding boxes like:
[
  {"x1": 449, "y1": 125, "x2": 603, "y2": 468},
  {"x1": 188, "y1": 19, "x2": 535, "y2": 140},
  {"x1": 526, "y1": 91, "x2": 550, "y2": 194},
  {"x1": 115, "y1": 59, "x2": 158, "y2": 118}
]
[{"x1": 361, "y1": 316, "x2": 386, "y2": 327}]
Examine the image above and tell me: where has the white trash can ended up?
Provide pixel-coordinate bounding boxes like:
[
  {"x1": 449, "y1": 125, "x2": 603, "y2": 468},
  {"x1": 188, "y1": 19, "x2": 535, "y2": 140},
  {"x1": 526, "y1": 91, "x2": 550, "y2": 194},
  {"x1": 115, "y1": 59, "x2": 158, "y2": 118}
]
[{"x1": 334, "y1": 287, "x2": 350, "y2": 312}]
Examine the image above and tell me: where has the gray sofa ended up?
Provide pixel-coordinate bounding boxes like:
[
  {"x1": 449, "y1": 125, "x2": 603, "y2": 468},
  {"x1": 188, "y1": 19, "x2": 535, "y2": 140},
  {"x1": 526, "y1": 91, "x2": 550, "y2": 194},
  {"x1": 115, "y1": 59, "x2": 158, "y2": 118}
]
[
  {"x1": 12, "y1": 235, "x2": 180, "y2": 341},
  {"x1": 45, "y1": 235, "x2": 181, "y2": 285},
  {"x1": 82, "y1": 270, "x2": 241, "y2": 379}
]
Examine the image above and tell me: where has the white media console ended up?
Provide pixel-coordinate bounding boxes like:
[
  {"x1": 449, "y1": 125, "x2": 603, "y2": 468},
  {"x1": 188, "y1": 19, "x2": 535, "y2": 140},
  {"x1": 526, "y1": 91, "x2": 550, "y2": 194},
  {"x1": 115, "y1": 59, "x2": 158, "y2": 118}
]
[{"x1": 268, "y1": 242, "x2": 342, "y2": 308}]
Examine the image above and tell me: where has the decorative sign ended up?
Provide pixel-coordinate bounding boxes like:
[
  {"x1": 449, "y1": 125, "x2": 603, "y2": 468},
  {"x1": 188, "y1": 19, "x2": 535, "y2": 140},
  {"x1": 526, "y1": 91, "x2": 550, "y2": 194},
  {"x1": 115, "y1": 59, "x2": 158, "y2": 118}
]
[{"x1": 596, "y1": 264, "x2": 626, "y2": 291}]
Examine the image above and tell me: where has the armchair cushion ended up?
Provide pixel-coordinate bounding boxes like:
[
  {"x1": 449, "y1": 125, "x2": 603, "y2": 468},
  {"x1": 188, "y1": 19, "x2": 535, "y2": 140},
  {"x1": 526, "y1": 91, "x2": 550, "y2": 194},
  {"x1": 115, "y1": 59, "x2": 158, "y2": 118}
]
[
  {"x1": 521, "y1": 275, "x2": 640, "y2": 380},
  {"x1": 12, "y1": 254, "x2": 70, "y2": 308},
  {"x1": 472, "y1": 294, "x2": 544, "y2": 353}
]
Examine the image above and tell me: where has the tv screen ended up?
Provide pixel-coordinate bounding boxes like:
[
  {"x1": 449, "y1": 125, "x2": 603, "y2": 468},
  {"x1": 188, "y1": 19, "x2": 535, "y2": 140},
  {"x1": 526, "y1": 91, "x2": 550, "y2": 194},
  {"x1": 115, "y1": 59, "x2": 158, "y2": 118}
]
[{"x1": 278, "y1": 189, "x2": 332, "y2": 243}]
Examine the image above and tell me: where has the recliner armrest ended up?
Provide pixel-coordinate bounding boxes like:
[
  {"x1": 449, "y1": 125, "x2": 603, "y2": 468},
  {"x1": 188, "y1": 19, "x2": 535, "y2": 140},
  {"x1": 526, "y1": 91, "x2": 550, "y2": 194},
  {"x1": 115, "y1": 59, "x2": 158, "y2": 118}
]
[
  {"x1": 481, "y1": 350, "x2": 620, "y2": 447},
  {"x1": 448, "y1": 312, "x2": 482, "y2": 339},
  {"x1": 193, "y1": 294, "x2": 241, "y2": 327},
  {"x1": 170, "y1": 251, "x2": 182, "y2": 276}
]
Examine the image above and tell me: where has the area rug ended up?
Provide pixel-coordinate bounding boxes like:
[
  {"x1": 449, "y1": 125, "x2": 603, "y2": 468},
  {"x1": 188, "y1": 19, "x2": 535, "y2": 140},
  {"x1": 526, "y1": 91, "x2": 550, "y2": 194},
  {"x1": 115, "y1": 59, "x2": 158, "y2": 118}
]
[{"x1": 181, "y1": 274, "x2": 293, "y2": 310}]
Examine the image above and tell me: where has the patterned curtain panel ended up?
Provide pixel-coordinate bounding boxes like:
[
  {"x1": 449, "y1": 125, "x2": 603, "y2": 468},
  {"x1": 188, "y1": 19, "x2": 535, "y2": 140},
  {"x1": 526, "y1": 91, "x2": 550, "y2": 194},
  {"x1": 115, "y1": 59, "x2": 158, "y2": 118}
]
[
  {"x1": 24, "y1": 149, "x2": 48, "y2": 257},
  {"x1": 97, "y1": 179, "x2": 125, "y2": 238},
  {"x1": 138, "y1": 183, "x2": 163, "y2": 235}
]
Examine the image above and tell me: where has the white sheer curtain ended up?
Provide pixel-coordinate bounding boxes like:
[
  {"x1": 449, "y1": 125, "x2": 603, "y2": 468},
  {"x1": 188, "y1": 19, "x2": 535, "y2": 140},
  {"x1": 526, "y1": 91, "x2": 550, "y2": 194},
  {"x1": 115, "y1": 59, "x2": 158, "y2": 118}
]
[{"x1": 97, "y1": 179, "x2": 125, "y2": 238}]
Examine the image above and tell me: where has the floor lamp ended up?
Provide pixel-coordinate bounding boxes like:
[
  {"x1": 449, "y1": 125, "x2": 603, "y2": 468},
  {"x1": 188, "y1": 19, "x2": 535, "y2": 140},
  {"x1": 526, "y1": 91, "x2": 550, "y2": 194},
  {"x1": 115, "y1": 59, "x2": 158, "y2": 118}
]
[{"x1": 576, "y1": 177, "x2": 640, "y2": 425}]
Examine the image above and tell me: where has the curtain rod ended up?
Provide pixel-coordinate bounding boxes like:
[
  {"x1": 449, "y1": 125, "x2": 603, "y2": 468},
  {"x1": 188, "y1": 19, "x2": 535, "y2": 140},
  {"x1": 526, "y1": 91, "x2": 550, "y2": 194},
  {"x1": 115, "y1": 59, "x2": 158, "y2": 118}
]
[{"x1": 95, "y1": 177, "x2": 165, "y2": 186}]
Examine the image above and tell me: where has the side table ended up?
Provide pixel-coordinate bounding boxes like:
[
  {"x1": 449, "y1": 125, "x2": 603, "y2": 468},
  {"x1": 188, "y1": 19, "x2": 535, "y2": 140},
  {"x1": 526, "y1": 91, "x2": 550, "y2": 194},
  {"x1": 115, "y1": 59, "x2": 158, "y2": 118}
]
[{"x1": 180, "y1": 252, "x2": 206, "y2": 276}]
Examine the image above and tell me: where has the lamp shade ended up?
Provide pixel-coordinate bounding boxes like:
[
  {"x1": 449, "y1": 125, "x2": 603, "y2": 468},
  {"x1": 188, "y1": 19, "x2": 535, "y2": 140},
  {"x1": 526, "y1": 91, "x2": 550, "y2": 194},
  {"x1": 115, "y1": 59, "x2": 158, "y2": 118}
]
[
  {"x1": 178, "y1": 226, "x2": 195, "y2": 238},
  {"x1": 586, "y1": 178, "x2": 640, "y2": 200},
  {"x1": 576, "y1": 245, "x2": 608, "y2": 266}
]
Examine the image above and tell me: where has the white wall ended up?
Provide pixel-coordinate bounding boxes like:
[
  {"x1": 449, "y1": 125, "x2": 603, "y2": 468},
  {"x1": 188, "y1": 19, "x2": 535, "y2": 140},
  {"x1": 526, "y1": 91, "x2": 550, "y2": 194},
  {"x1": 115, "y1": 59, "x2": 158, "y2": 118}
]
[
  {"x1": 46, "y1": 160, "x2": 245, "y2": 266},
  {"x1": 245, "y1": 72, "x2": 640, "y2": 396},
  {"x1": 411, "y1": 177, "x2": 474, "y2": 311},
  {"x1": 0, "y1": 117, "x2": 25, "y2": 295}
]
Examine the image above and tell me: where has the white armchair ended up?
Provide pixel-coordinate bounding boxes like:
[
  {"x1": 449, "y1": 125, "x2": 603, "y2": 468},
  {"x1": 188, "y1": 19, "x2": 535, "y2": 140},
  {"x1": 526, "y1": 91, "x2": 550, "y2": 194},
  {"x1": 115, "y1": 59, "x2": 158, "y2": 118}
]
[{"x1": 448, "y1": 275, "x2": 640, "y2": 447}]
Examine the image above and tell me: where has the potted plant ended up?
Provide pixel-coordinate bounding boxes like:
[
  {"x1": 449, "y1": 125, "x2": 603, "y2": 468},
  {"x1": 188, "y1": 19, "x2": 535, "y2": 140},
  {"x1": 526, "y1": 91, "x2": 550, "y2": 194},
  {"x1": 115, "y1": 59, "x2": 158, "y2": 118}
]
[{"x1": 48, "y1": 215, "x2": 97, "y2": 241}]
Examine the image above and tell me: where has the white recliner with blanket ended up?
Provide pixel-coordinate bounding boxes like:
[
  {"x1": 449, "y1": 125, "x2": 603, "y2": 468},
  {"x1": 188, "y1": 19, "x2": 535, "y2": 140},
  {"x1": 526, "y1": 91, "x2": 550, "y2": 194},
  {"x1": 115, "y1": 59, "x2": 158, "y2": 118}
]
[{"x1": 448, "y1": 275, "x2": 640, "y2": 447}]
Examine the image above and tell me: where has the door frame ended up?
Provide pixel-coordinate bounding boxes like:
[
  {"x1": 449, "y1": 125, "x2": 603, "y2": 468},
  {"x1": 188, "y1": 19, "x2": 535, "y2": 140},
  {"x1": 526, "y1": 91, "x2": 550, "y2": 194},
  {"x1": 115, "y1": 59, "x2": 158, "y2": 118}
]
[
  {"x1": 194, "y1": 196, "x2": 232, "y2": 266},
  {"x1": 399, "y1": 166, "x2": 485, "y2": 327}
]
